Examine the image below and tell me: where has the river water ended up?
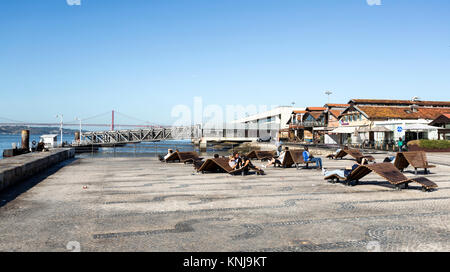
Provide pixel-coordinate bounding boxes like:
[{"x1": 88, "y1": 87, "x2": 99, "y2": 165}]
[
  {"x1": 0, "y1": 134, "x2": 232, "y2": 160},
  {"x1": 0, "y1": 134, "x2": 42, "y2": 159}
]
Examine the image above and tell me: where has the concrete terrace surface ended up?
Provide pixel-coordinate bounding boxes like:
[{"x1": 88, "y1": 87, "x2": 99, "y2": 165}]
[{"x1": 0, "y1": 153, "x2": 449, "y2": 252}]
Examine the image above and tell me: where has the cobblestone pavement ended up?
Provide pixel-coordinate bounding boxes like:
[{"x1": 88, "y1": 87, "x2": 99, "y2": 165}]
[{"x1": 0, "y1": 153, "x2": 449, "y2": 252}]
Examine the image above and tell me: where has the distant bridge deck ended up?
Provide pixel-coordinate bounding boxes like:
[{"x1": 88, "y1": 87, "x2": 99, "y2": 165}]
[{"x1": 80, "y1": 128, "x2": 278, "y2": 146}]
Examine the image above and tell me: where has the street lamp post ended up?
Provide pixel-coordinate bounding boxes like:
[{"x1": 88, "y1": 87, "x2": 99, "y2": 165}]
[
  {"x1": 291, "y1": 102, "x2": 296, "y2": 125},
  {"x1": 56, "y1": 114, "x2": 64, "y2": 147},
  {"x1": 325, "y1": 91, "x2": 333, "y2": 104},
  {"x1": 75, "y1": 117, "x2": 82, "y2": 143}
]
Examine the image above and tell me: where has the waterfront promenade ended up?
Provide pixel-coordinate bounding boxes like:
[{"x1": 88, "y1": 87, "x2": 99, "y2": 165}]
[{"x1": 0, "y1": 153, "x2": 449, "y2": 252}]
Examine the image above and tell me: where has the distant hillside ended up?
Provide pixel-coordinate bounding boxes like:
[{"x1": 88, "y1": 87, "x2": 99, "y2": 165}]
[{"x1": 0, "y1": 126, "x2": 84, "y2": 135}]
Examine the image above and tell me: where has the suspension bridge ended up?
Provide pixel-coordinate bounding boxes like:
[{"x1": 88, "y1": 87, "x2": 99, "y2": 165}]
[{"x1": 0, "y1": 110, "x2": 278, "y2": 147}]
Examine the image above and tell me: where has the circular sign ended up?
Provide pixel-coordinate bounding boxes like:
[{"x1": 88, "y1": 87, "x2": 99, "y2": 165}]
[{"x1": 397, "y1": 126, "x2": 403, "y2": 133}]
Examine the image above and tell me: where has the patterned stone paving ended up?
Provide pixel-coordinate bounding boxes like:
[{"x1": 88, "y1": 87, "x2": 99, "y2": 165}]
[{"x1": 0, "y1": 152, "x2": 449, "y2": 252}]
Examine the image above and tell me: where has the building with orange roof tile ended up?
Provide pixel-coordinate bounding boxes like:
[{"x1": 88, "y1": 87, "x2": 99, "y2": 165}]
[
  {"x1": 329, "y1": 98, "x2": 450, "y2": 145},
  {"x1": 287, "y1": 104, "x2": 348, "y2": 143}
]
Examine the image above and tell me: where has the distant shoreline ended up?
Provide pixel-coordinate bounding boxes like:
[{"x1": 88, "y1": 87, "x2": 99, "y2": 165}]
[
  {"x1": 0, "y1": 126, "x2": 83, "y2": 136},
  {"x1": 0, "y1": 133, "x2": 76, "y2": 136}
]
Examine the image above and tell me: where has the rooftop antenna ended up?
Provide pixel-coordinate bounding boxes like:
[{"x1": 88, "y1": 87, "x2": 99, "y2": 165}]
[
  {"x1": 325, "y1": 91, "x2": 333, "y2": 104},
  {"x1": 411, "y1": 96, "x2": 421, "y2": 102}
]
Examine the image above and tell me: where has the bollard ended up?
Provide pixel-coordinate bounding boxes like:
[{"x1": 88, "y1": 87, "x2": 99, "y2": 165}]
[
  {"x1": 74, "y1": 131, "x2": 80, "y2": 143},
  {"x1": 21, "y1": 130, "x2": 30, "y2": 151}
]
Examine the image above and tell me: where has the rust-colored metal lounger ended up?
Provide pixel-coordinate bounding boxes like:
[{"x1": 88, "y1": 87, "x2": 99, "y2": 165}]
[
  {"x1": 327, "y1": 148, "x2": 375, "y2": 164},
  {"x1": 164, "y1": 151, "x2": 203, "y2": 163},
  {"x1": 246, "y1": 151, "x2": 275, "y2": 161},
  {"x1": 326, "y1": 149, "x2": 347, "y2": 160},
  {"x1": 346, "y1": 149, "x2": 375, "y2": 164},
  {"x1": 324, "y1": 162, "x2": 438, "y2": 191},
  {"x1": 197, "y1": 158, "x2": 264, "y2": 176},
  {"x1": 394, "y1": 151, "x2": 436, "y2": 174}
]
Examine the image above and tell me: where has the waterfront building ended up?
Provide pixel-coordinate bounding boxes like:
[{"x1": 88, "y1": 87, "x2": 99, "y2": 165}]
[
  {"x1": 331, "y1": 99, "x2": 450, "y2": 145},
  {"x1": 287, "y1": 104, "x2": 348, "y2": 143},
  {"x1": 232, "y1": 106, "x2": 306, "y2": 140},
  {"x1": 429, "y1": 114, "x2": 450, "y2": 140}
]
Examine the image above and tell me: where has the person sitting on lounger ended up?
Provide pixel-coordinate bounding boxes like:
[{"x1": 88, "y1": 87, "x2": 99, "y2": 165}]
[
  {"x1": 229, "y1": 152, "x2": 242, "y2": 170},
  {"x1": 303, "y1": 146, "x2": 323, "y2": 170},
  {"x1": 240, "y1": 155, "x2": 264, "y2": 174},
  {"x1": 263, "y1": 147, "x2": 288, "y2": 168},
  {"x1": 228, "y1": 155, "x2": 237, "y2": 169}
]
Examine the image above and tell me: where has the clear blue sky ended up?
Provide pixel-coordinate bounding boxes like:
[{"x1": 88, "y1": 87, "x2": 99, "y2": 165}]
[{"x1": 1, "y1": 0, "x2": 449, "y2": 125}]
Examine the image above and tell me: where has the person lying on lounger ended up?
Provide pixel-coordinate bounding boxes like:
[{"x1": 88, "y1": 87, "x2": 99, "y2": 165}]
[
  {"x1": 164, "y1": 149, "x2": 174, "y2": 160},
  {"x1": 332, "y1": 148, "x2": 343, "y2": 156},
  {"x1": 383, "y1": 156, "x2": 396, "y2": 163},
  {"x1": 262, "y1": 147, "x2": 288, "y2": 168},
  {"x1": 322, "y1": 158, "x2": 369, "y2": 179}
]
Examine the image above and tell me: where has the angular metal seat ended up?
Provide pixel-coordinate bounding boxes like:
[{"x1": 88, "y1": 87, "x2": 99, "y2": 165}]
[
  {"x1": 394, "y1": 151, "x2": 436, "y2": 174},
  {"x1": 163, "y1": 151, "x2": 203, "y2": 163},
  {"x1": 246, "y1": 150, "x2": 276, "y2": 161},
  {"x1": 327, "y1": 148, "x2": 375, "y2": 164},
  {"x1": 325, "y1": 162, "x2": 438, "y2": 191},
  {"x1": 197, "y1": 158, "x2": 264, "y2": 176}
]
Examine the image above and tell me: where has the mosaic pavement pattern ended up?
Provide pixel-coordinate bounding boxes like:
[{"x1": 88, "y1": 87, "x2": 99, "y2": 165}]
[{"x1": 0, "y1": 152, "x2": 449, "y2": 251}]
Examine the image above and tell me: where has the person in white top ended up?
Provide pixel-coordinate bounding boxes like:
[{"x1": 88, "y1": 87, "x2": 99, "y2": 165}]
[
  {"x1": 262, "y1": 147, "x2": 289, "y2": 168},
  {"x1": 228, "y1": 155, "x2": 237, "y2": 169}
]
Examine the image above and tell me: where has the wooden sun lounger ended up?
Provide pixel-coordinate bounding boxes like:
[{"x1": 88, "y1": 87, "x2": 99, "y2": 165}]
[
  {"x1": 197, "y1": 158, "x2": 265, "y2": 176},
  {"x1": 324, "y1": 162, "x2": 438, "y2": 191},
  {"x1": 394, "y1": 151, "x2": 436, "y2": 174},
  {"x1": 163, "y1": 151, "x2": 203, "y2": 163},
  {"x1": 327, "y1": 148, "x2": 375, "y2": 164},
  {"x1": 246, "y1": 150, "x2": 276, "y2": 161}
]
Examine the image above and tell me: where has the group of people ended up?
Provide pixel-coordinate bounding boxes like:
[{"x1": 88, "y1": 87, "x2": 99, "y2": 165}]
[
  {"x1": 261, "y1": 146, "x2": 323, "y2": 170},
  {"x1": 163, "y1": 144, "x2": 379, "y2": 178},
  {"x1": 227, "y1": 152, "x2": 264, "y2": 174}
]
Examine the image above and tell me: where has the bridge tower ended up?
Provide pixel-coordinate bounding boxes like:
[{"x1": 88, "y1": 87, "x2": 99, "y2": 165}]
[{"x1": 111, "y1": 110, "x2": 115, "y2": 131}]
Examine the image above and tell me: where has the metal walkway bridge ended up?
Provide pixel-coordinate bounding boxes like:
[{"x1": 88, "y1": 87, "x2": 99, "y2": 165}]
[
  {"x1": 81, "y1": 127, "x2": 200, "y2": 145},
  {"x1": 80, "y1": 127, "x2": 278, "y2": 146}
]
